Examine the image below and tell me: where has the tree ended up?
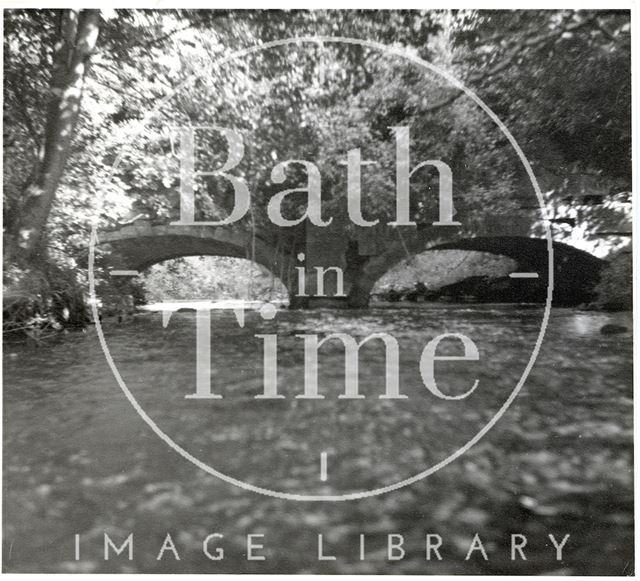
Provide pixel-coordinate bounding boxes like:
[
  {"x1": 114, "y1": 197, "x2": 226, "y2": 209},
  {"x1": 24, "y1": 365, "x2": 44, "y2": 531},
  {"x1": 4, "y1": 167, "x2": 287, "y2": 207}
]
[{"x1": 5, "y1": 9, "x2": 100, "y2": 262}]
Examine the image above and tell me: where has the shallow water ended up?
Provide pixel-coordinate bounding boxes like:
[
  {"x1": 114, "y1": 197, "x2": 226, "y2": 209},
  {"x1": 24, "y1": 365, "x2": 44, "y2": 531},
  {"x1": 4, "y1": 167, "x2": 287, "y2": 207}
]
[{"x1": 3, "y1": 304, "x2": 633, "y2": 573}]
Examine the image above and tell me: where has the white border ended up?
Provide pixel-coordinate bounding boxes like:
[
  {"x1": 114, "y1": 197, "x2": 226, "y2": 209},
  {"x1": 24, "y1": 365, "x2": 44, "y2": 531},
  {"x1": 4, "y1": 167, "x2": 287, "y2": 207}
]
[
  {"x1": 0, "y1": 1, "x2": 636, "y2": 8},
  {"x1": 1, "y1": 4, "x2": 634, "y2": 579}
]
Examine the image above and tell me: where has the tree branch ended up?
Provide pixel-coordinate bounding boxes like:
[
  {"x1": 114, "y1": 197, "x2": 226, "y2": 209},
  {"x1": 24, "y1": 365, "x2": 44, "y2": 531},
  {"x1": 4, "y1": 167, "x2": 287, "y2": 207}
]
[{"x1": 425, "y1": 14, "x2": 599, "y2": 113}]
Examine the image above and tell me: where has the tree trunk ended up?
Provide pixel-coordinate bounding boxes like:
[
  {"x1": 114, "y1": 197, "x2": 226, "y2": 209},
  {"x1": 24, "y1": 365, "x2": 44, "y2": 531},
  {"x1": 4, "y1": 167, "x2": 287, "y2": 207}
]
[{"x1": 14, "y1": 9, "x2": 100, "y2": 262}]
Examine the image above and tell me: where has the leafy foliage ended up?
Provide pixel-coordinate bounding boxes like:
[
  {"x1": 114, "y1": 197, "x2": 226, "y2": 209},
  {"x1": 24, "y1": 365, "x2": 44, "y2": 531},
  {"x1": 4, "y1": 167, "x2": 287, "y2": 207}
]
[
  {"x1": 139, "y1": 256, "x2": 288, "y2": 302},
  {"x1": 2, "y1": 9, "x2": 632, "y2": 322},
  {"x1": 373, "y1": 249, "x2": 516, "y2": 294}
]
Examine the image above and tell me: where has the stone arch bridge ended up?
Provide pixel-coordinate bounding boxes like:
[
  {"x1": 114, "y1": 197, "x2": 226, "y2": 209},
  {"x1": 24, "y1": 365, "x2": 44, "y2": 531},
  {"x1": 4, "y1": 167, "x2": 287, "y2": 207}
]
[{"x1": 96, "y1": 217, "x2": 608, "y2": 308}]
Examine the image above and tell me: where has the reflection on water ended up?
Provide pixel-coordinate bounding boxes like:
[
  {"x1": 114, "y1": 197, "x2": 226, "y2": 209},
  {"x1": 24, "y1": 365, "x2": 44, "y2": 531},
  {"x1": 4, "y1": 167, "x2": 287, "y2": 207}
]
[
  {"x1": 3, "y1": 304, "x2": 633, "y2": 574},
  {"x1": 140, "y1": 299, "x2": 288, "y2": 312}
]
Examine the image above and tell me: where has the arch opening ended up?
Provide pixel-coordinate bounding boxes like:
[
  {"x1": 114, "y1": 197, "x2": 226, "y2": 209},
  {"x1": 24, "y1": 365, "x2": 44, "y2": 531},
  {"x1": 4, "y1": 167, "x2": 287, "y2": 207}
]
[
  {"x1": 371, "y1": 249, "x2": 528, "y2": 304},
  {"x1": 137, "y1": 255, "x2": 289, "y2": 310},
  {"x1": 368, "y1": 235, "x2": 603, "y2": 306}
]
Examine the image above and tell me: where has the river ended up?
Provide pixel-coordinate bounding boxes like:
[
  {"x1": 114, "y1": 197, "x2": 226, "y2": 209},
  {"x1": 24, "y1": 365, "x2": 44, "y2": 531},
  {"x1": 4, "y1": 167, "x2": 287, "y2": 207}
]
[{"x1": 3, "y1": 304, "x2": 633, "y2": 574}]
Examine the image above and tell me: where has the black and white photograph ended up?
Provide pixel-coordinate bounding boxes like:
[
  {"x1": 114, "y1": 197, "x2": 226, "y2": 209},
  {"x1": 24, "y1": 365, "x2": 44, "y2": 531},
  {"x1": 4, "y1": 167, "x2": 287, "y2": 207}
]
[{"x1": 2, "y1": 5, "x2": 635, "y2": 575}]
